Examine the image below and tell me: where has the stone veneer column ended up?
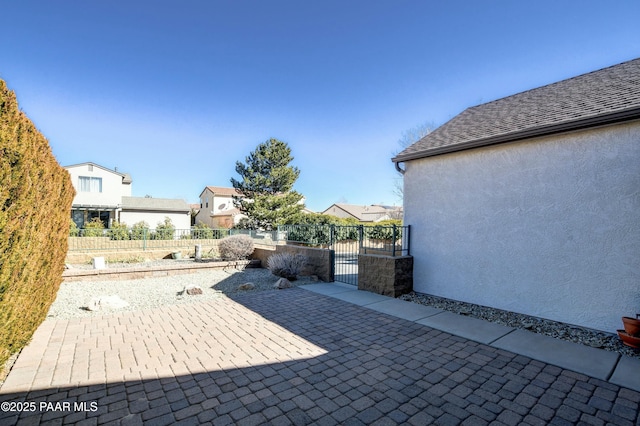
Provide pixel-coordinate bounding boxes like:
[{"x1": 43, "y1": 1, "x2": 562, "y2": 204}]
[{"x1": 358, "y1": 255, "x2": 413, "y2": 297}]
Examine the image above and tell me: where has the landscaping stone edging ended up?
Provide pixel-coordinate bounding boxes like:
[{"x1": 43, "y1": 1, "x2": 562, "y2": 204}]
[{"x1": 62, "y1": 259, "x2": 261, "y2": 282}]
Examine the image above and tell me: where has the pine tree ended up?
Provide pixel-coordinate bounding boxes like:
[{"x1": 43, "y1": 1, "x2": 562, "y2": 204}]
[{"x1": 231, "y1": 138, "x2": 304, "y2": 230}]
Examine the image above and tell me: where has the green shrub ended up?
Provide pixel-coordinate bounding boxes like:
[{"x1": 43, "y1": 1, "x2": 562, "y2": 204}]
[
  {"x1": 0, "y1": 79, "x2": 75, "y2": 372},
  {"x1": 218, "y1": 234, "x2": 254, "y2": 260},
  {"x1": 192, "y1": 222, "x2": 214, "y2": 239},
  {"x1": 130, "y1": 221, "x2": 150, "y2": 240},
  {"x1": 108, "y1": 221, "x2": 129, "y2": 240},
  {"x1": 69, "y1": 221, "x2": 79, "y2": 237},
  {"x1": 153, "y1": 217, "x2": 175, "y2": 240},
  {"x1": 82, "y1": 217, "x2": 105, "y2": 237}
]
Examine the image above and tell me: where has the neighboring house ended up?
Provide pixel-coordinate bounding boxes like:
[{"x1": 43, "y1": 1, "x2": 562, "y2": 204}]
[
  {"x1": 65, "y1": 162, "x2": 190, "y2": 230},
  {"x1": 322, "y1": 203, "x2": 402, "y2": 222},
  {"x1": 65, "y1": 162, "x2": 132, "y2": 228},
  {"x1": 195, "y1": 186, "x2": 245, "y2": 228},
  {"x1": 392, "y1": 58, "x2": 640, "y2": 333},
  {"x1": 120, "y1": 196, "x2": 190, "y2": 230}
]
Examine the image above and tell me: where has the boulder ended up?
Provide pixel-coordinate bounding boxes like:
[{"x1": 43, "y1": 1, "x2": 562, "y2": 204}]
[
  {"x1": 237, "y1": 282, "x2": 255, "y2": 291},
  {"x1": 274, "y1": 278, "x2": 293, "y2": 289}
]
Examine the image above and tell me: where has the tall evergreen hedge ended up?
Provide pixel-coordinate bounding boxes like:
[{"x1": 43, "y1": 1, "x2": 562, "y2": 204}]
[{"x1": 0, "y1": 79, "x2": 75, "y2": 371}]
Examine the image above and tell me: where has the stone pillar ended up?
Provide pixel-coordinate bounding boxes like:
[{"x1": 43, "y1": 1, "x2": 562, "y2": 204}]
[{"x1": 358, "y1": 255, "x2": 413, "y2": 297}]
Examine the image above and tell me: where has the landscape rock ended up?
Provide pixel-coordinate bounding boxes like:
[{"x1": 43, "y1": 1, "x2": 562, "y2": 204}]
[
  {"x1": 237, "y1": 283, "x2": 255, "y2": 291},
  {"x1": 274, "y1": 278, "x2": 293, "y2": 289},
  {"x1": 86, "y1": 295, "x2": 128, "y2": 311},
  {"x1": 186, "y1": 286, "x2": 203, "y2": 295}
]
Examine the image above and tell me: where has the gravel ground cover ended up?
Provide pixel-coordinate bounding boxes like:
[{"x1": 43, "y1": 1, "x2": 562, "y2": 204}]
[
  {"x1": 400, "y1": 291, "x2": 640, "y2": 360},
  {"x1": 48, "y1": 263, "x2": 316, "y2": 320}
]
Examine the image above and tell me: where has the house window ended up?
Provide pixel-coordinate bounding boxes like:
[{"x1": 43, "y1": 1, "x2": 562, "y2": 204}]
[{"x1": 78, "y1": 176, "x2": 102, "y2": 192}]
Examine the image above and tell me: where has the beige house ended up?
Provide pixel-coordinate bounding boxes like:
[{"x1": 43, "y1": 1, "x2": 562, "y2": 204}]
[
  {"x1": 195, "y1": 186, "x2": 245, "y2": 228},
  {"x1": 65, "y1": 162, "x2": 190, "y2": 230},
  {"x1": 65, "y1": 162, "x2": 132, "y2": 228},
  {"x1": 322, "y1": 203, "x2": 402, "y2": 222},
  {"x1": 393, "y1": 58, "x2": 640, "y2": 333}
]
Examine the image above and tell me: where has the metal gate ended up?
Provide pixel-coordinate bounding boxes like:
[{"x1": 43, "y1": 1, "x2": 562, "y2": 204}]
[
  {"x1": 330, "y1": 225, "x2": 363, "y2": 286},
  {"x1": 277, "y1": 224, "x2": 410, "y2": 287}
]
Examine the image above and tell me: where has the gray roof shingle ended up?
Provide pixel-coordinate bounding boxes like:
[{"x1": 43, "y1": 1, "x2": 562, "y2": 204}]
[{"x1": 393, "y1": 57, "x2": 640, "y2": 162}]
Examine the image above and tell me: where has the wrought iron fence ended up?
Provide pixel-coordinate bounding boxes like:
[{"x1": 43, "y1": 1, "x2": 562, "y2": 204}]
[
  {"x1": 68, "y1": 228, "x2": 277, "y2": 251},
  {"x1": 277, "y1": 224, "x2": 410, "y2": 256}
]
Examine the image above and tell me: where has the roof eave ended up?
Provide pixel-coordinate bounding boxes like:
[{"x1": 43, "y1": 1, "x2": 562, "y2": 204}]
[{"x1": 392, "y1": 106, "x2": 640, "y2": 163}]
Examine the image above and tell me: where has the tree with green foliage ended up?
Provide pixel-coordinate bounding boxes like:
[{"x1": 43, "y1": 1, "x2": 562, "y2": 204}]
[{"x1": 231, "y1": 138, "x2": 304, "y2": 230}]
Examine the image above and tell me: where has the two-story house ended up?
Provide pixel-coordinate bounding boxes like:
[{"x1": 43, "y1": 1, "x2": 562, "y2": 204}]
[
  {"x1": 65, "y1": 162, "x2": 190, "y2": 230},
  {"x1": 195, "y1": 186, "x2": 245, "y2": 228},
  {"x1": 65, "y1": 162, "x2": 132, "y2": 228}
]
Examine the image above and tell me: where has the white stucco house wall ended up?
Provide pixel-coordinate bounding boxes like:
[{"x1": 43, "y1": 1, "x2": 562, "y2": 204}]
[
  {"x1": 120, "y1": 196, "x2": 191, "y2": 230},
  {"x1": 65, "y1": 162, "x2": 190, "y2": 231},
  {"x1": 65, "y1": 162, "x2": 132, "y2": 228},
  {"x1": 195, "y1": 186, "x2": 245, "y2": 228},
  {"x1": 392, "y1": 58, "x2": 640, "y2": 333}
]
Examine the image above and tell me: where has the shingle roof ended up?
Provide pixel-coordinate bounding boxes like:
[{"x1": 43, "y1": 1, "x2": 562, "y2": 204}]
[
  {"x1": 393, "y1": 57, "x2": 640, "y2": 163},
  {"x1": 322, "y1": 204, "x2": 401, "y2": 222},
  {"x1": 200, "y1": 186, "x2": 242, "y2": 198},
  {"x1": 121, "y1": 196, "x2": 190, "y2": 212}
]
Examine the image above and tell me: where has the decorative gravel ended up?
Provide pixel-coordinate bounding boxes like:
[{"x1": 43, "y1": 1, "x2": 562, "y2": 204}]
[
  {"x1": 399, "y1": 291, "x2": 640, "y2": 360},
  {"x1": 47, "y1": 265, "x2": 316, "y2": 320}
]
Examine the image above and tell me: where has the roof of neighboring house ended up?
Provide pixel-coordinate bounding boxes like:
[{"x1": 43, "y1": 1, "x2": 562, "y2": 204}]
[
  {"x1": 323, "y1": 203, "x2": 401, "y2": 222},
  {"x1": 199, "y1": 186, "x2": 242, "y2": 198},
  {"x1": 212, "y1": 208, "x2": 242, "y2": 217},
  {"x1": 120, "y1": 196, "x2": 190, "y2": 212},
  {"x1": 64, "y1": 162, "x2": 132, "y2": 184},
  {"x1": 393, "y1": 57, "x2": 640, "y2": 163}
]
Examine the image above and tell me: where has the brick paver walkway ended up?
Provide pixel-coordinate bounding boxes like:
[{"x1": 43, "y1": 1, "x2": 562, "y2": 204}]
[{"x1": 1, "y1": 288, "x2": 639, "y2": 425}]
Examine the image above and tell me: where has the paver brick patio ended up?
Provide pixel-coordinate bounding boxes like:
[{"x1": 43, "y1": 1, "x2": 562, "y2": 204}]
[{"x1": 1, "y1": 288, "x2": 639, "y2": 425}]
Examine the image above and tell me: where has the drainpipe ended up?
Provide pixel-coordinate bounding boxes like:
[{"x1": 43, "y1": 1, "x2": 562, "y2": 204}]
[{"x1": 394, "y1": 161, "x2": 405, "y2": 175}]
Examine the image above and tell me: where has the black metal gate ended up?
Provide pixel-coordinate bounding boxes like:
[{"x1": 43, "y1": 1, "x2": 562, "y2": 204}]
[
  {"x1": 330, "y1": 225, "x2": 362, "y2": 286},
  {"x1": 277, "y1": 223, "x2": 410, "y2": 287}
]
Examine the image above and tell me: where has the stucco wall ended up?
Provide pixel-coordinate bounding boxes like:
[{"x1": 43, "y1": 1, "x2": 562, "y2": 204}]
[
  {"x1": 66, "y1": 164, "x2": 130, "y2": 206},
  {"x1": 119, "y1": 211, "x2": 191, "y2": 230},
  {"x1": 403, "y1": 121, "x2": 640, "y2": 332}
]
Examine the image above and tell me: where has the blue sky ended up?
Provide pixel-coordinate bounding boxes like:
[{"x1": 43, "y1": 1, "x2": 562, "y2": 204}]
[{"x1": 2, "y1": 1, "x2": 639, "y2": 212}]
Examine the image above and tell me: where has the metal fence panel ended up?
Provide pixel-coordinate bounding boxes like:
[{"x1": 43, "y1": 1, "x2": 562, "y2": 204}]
[
  {"x1": 68, "y1": 228, "x2": 277, "y2": 252},
  {"x1": 276, "y1": 224, "x2": 410, "y2": 286}
]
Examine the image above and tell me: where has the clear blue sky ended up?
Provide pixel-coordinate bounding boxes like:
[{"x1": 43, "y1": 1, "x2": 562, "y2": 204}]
[{"x1": 2, "y1": 1, "x2": 638, "y2": 212}]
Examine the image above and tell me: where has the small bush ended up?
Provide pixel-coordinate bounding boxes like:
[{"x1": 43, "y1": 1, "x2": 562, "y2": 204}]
[
  {"x1": 69, "y1": 221, "x2": 79, "y2": 237},
  {"x1": 130, "y1": 221, "x2": 150, "y2": 240},
  {"x1": 83, "y1": 218, "x2": 105, "y2": 237},
  {"x1": 192, "y1": 222, "x2": 214, "y2": 239},
  {"x1": 267, "y1": 252, "x2": 307, "y2": 280},
  {"x1": 153, "y1": 217, "x2": 175, "y2": 240},
  {"x1": 109, "y1": 221, "x2": 129, "y2": 240},
  {"x1": 218, "y1": 234, "x2": 254, "y2": 260}
]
